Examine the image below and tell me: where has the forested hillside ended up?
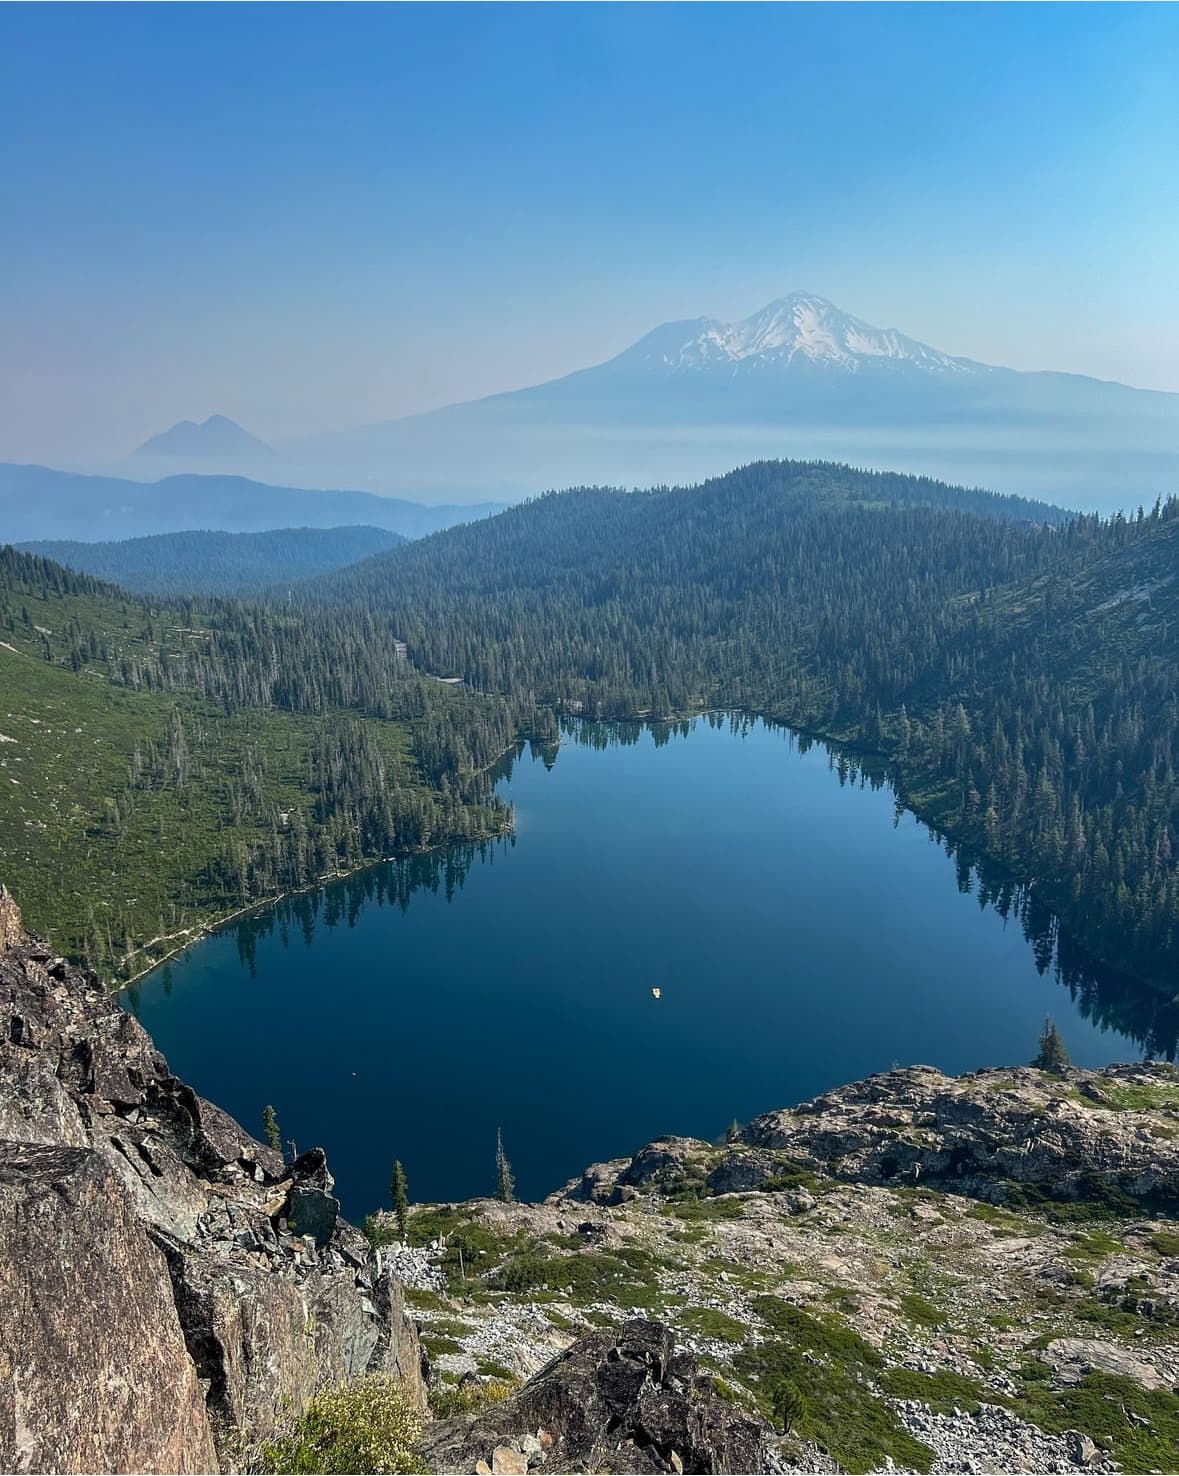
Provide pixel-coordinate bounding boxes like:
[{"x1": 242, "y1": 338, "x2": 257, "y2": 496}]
[
  {"x1": 307, "y1": 460, "x2": 1179, "y2": 991},
  {"x1": 0, "y1": 547, "x2": 540, "y2": 976},
  {"x1": 19, "y1": 525, "x2": 405, "y2": 597}
]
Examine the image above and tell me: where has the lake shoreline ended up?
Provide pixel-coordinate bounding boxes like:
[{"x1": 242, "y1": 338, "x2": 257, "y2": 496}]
[
  {"x1": 123, "y1": 705, "x2": 1162, "y2": 1020},
  {"x1": 127, "y1": 715, "x2": 1143, "y2": 1215},
  {"x1": 570, "y1": 702, "x2": 1170, "y2": 1004}
]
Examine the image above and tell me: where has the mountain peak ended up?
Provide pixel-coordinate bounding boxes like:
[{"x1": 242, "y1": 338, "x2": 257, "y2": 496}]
[
  {"x1": 625, "y1": 293, "x2": 977, "y2": 377},
  {"x1": 133, "y1": 416, "x2": 274, "y2": 460}
]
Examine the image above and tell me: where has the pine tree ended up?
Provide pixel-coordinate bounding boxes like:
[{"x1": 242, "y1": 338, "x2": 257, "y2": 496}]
[
  {"x1": 494, "y1": 1127, "x2": 515, "y2": 1204},
  {"x1": 261, "y1": 1104, "x2": 282, "y2": 1154},
  {"x1": 390, "y1": 1159, "x2": 409, "y2": 1240},
  {"x1": 1033, "y1": 1017, "x2": 1070, "y2": 1073}
]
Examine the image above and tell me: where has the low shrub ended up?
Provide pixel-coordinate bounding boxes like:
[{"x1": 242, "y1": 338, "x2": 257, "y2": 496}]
[
  {"x1": 735, "y1": 1297, "x2": 935, "y2": 1473},
  {"x1": 259, "y1": 1377, "x2": 423, "y2": 1474}
]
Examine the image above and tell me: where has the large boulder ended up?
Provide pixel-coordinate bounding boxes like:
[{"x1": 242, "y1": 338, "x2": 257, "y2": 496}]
[
  {"x1": 0, "y1": 887, "x2": 424, "y2": 1472},
  {"x1": 0, "y1": 1141, "x2": 217, "y2": 1474},
  {"x1": 420, "y1": 1319, "x2": 771, "y2": 1475}
]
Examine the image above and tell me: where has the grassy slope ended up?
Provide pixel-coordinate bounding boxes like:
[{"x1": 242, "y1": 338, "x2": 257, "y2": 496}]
[{"x1": 0, "y1": 573, "x2": 447, "y2": 974}]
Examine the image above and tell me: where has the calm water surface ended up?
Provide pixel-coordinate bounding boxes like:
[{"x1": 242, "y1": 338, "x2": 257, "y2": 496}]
[{"x1": 126, "y1": 718, "x2": 1142, "y2": 1218}]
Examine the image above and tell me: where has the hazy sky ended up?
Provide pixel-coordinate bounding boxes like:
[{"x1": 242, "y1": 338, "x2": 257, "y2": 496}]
[{"x1": 1, "y1": 3, "x2": 1177, "y2": 464}]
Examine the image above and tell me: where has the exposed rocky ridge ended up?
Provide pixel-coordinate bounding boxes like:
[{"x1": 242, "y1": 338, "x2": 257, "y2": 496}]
[
  {"x1": 570, "y1": 1063, "x2": 1179, "y2": 1214},
  {"x1": 380, "y1": 1065, "x2": 1179, "y2": 1473},
  {"x1": 0, "y1": 886, "x2": 424, "y2": 1472}
]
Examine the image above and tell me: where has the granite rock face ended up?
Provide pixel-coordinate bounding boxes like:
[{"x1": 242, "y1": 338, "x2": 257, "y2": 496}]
[
  {"x1": 741, "y1": 1063, "x2": 1179, "y2": 1210},
  {"x1": 420, "y1": 1319, "x2": 771, "y2": 1475},
  {"x1": 0, "y1": 1140, "x2": 217, "y2": 1475},
  {"x1": 0, "y1": 886, "x2": 423, "y2": 1472},
  {"x1": 570, "y1": 1062, "x2": 1179, "y2": 1214}
]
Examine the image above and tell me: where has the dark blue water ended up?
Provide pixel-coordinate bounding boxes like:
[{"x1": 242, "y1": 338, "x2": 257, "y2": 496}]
[{"x1": 125, "y1": 717, "x2": 1142, "y2": 1219}]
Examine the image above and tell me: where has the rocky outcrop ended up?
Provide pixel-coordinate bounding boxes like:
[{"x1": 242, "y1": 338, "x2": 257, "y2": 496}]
[
  {"x1": 742, "y1": 1063, "x2": 1179, "y2": 1211},
  {"x1": 0, "y1": 1141, "x2": 217, "y2": 1475},
  {"x1": 569, "y1": 1063, "x2": 1179, "y2": 1214},
  {"x1": 0, "y1": 886, "x2": 423, "y2": 1472},
  {"x1": 420, "y1": 1320, "x2": 771, "y2": 1475}
]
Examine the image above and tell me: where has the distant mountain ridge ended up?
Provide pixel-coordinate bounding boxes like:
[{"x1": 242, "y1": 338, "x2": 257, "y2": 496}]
[
  {"x1": 0, "y1": 463, "x2": 503, "y2": 543},
  {"x1": 263, "y1": 292, "x2": 1179, "y2": 509},
  {"x1": 19, "y1": 525, "x2": 406, "y2": 597},
  {"x1": 134, "y1": 413, "x2": 274, "y2": 461}
]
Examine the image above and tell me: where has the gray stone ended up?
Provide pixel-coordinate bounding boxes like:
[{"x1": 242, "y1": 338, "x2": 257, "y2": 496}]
[
  {"x1": 288, "y1": 1183, "x2": 342, "y2": 1248},
  {"x1": 0, "y1": 890, "x2": 424, "y2": 1472},
  {"x1": 0, "y1": 1140, "x2": 217, "y2": 1474},
  {"x1": 421, "y1": 1318, "x2": 771, "y2": 1475}
]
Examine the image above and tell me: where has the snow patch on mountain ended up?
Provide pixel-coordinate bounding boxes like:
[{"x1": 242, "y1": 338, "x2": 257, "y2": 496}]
[{"x1": 647, "y1": 293, "x2": 980, "y2": 376}]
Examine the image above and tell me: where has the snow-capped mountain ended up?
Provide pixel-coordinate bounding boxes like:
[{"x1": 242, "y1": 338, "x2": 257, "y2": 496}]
[
  {"x1": 623, "y1": 294, "x2": 980, "y2": 377},
  {"x1": 91, "y1": 296, "x2": 1179, "y2": 511}
]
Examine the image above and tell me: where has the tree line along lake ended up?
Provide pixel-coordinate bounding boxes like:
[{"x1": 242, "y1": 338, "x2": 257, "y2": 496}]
[{"x1": 124, "y1": 715, "x2": 1158, "y2": 1220}]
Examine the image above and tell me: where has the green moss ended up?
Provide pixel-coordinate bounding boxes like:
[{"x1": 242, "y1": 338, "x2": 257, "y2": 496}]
[
  {"x1": 404, "y1": 1208, "x2": 527, "y2": 1293},
  {"x1": 1063, "y1": 1228, "x2": 1123, "y2": 1261},
  {"x1": 998, "y1": 1179, "x2": 1145, "y2": 1223},
  {"x1": 965, "y1": 1202, "x2": 1034, "y2": 1237},
  {"x1": 708, "y1": 1374, "x2": 758, "y2": 1414},
  {"x1": 403, "y1": 1287, "x2": 449, "y2": 1313},
  {"x1": 701, "y1": 1256, "x2": 782, "y2": 1292},
  {"x1": 759, "y1": 1161, "x2": 824, "y2": 1195},
  {"x1": 1011, "y1": 1368, "x2": 1179, "y2": 1471},
  {"x1": 667, "y1": 1196, "x2": 745, "y2": 1222},
  {"x1": 427, "y1": 1377, "x2": 516, "y2": 1419},
  {"x1": 419, "y1": 1316, "x2": 474, "y2": 1339},
  {"x1": 475, "y1": 1359, "x2": 517, "y2": 1382},
  {"x1": 657, "y1": 1169, "x2": 713, "y2": 1201},
  {"x1": 881, "y1": 1367, "x2": 988, "y2": 1414},
  {"x1": 492, "y1": 1243, "x2": 663, "y2": 1309},
  {"x1": 734, "y1": 1298, "x2": 934, "y2": 1473},
  {"x1": 1074, "y1": 1290, "x2": 1177, "y2": 1337},
  {"x1": 678, "y1": 1306, "x2": 748, "y2": 1343},
  {"x1": 1080, "y1": 1082, "x2": 1179, "y2": 1113},
  {"x1": 1150, "y1": 1229, "x2": 1179, "y2": 1257},
  {"x1": 900, "y1": 1291, "x2": 944, "y2": 1328},
  {"x1": 362, "y1": 1215, "x2": 400, "y2": 1249}
]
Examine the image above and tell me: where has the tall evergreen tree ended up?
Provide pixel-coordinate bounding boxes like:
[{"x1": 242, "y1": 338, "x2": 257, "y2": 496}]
[
  {"x1": 494, "y1": 1127, "x2": 515, "y2": 1204},
  {"x1": 261, "y1": 1104, "x2": 282, "y2": 1155},
  {"x1": 1033, "y1": 1017, "x2": 1070, "y2": 1073},
  {"x1": 390, "y1": 1159, "x2": 409, "y2": 1240}
]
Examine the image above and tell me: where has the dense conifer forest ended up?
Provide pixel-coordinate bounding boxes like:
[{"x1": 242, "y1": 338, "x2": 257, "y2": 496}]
[
  {"x1": 18, "y1": 525, "x2": 406, "y2": 597},
  {"x1": 0, "y1": 546, "x2": 540, "y2": 974},
  {"x1": 4, "y1": 458, "x2": 1177, "y2": 1011},
  {"x1": 303, "y1": 460, "x2": 1179, "y2": 995}
]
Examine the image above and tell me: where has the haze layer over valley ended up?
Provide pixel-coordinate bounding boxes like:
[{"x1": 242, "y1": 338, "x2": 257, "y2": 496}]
[{"x1": 82, "y1": 295, "x2": 1179, "y2": 513}]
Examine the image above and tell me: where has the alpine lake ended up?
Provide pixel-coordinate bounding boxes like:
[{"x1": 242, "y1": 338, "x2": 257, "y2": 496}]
[{"x1": 125, "y1": 716, "x2": 1159, "y2": 1221}]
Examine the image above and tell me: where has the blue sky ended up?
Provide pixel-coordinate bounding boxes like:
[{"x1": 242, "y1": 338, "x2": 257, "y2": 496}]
[{"x1": 1, "y1": 2, "x2": 1176, "y2": 462}]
